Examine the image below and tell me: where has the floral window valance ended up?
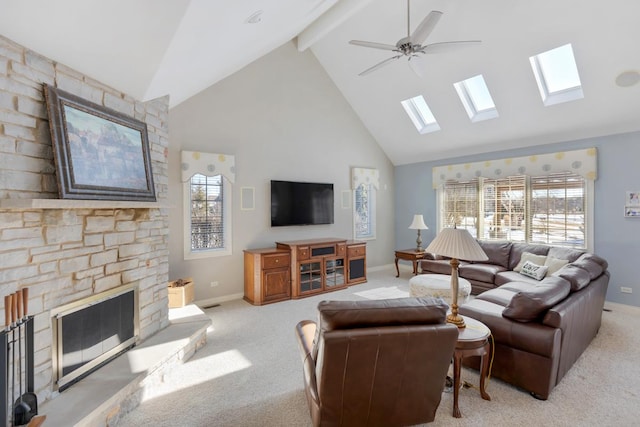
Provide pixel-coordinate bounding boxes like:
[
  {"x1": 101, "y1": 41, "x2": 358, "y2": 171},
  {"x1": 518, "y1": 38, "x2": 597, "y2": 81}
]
[
  {"x1": 432, "y1": 148, "x2": 597, "y2": 189},
  {"x1": 351, "y1": 167, "x2": 379, "y2": 190},
  {"x1": 181, "y1": 150, "x2": 235, "y2": 183}
]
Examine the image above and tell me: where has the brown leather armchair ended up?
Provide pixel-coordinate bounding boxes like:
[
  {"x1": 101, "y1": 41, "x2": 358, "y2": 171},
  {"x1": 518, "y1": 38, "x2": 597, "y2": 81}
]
[{"x1": 295, "y1": 297, "x2": 458, "y2": 426}]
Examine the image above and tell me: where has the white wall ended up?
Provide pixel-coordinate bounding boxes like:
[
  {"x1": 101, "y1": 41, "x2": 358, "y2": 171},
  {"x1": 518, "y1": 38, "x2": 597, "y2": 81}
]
[{"x1": 168, "y1": 41, "x2": 394, "y2": 302}]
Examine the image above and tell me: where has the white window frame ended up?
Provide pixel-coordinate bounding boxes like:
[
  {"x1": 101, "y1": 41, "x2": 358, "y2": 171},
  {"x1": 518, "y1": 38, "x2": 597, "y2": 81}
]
[
  {"x1": 183, "y1": 174, "x2": 232, "y2": 260},
  {"x1": 353, "y1": 183, "x2": 376, "y2": 240},
  {"x1": 437, "y1": 173, "x2": 593, "y2": 251}
]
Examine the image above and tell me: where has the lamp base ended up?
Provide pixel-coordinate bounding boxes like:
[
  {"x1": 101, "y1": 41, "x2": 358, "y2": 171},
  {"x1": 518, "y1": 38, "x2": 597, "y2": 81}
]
[{"x1": 446, "y1": 313, "x2": 466, "y2": 328}]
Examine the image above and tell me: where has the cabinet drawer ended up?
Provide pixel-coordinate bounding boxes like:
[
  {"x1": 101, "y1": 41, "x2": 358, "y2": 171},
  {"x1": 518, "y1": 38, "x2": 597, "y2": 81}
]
[
  {"x1": 297, "y1": 246, "x2": 310, "y2": 260},
  {"x1": 348, "y1": 245, "x2": 365, "y2": 258},
  {"x1": 263, "y1": 253, "x2": 290, "y2": 269},
  {"x1": 336, "y1": 243, "x2": 346, "y2": 257}
]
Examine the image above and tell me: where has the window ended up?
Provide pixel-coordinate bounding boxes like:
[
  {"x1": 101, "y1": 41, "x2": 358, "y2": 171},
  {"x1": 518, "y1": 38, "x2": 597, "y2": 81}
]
[
  {"x1": 401, "y1": 95, "x2": 440, "y2": 134},
  {"x1": 529, "y1": 172, "x2": 585, "y2": 247},
  {"x1": 442, "y1": 179, "x2": 479, "y2": 237},
  {"x1": 440, "y1": 172, "x2": 587, "y2": 248},
  {"x1": 530, "y1": 43, "x2": 583, "y2": 106},
  {"x1": 183, "y1": 173, "x2": 232, "y2": 259},
  {"x1": 454, "y1": 74, "x2": 499, "y2": 122},
  {"x1": 481, "y1": 175, "x2": 526, "y2": 241},
  {"x1": 354, "y1": 183, "x2": 376, "y2": 240}
]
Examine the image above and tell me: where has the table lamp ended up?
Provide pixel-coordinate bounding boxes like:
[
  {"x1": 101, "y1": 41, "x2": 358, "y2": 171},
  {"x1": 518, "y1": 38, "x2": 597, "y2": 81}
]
[
  {"x1": 408, "y1": 214, "x2": 428, "y2": 252},
  {"x1": 424, "y1": 225, "x2": 487, "y2": 328}
]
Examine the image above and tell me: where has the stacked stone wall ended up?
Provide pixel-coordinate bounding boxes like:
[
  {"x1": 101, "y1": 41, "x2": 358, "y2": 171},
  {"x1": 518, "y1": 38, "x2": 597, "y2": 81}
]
[{"x1": 0, "y1": 35, "x2": 170, "y2": 403}]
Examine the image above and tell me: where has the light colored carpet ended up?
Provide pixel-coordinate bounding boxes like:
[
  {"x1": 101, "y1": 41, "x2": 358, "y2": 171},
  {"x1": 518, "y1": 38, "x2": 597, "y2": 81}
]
[{"x1": 119, "y1": 268, "x2": 640, "y2": 426}]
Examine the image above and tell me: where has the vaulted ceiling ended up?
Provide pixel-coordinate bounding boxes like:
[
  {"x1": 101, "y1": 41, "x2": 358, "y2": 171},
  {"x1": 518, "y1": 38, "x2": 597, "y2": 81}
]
[{"x1": 2, "y1": 0, "x2": 639, "y2": 165}]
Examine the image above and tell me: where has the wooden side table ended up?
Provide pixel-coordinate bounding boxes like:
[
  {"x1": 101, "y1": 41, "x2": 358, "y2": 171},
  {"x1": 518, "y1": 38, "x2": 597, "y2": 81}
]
[
  {"x1": 452, "y1": 315, "x2": 492, "y2": 418},
  {"x1": 394, "y1": 249, "x2": 427, "y2": 277}
]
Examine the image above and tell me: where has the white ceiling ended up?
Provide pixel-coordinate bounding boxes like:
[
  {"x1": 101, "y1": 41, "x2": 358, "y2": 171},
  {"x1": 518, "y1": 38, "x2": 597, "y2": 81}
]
[{"x1": 2, "y1": 0, "x2": 640, "y2": 165}]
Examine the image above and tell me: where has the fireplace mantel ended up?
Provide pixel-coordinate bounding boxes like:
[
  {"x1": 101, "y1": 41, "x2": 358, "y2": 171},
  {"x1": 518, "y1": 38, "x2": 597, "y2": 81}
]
[{"x1": 0, "y1": 199, "x2": 168, "y2": 209}]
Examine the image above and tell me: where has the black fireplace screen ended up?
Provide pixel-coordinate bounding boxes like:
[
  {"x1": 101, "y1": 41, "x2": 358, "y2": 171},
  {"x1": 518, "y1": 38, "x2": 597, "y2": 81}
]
[{"x1": 54, "y1": 286, "x2": 138, "y2": 391}]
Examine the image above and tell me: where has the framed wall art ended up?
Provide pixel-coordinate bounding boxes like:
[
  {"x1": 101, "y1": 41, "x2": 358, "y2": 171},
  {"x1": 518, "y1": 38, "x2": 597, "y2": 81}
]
[
  {"x1": 43, "y1": 84, "x2": 156, "y2": 201},
  {"x1": 624, "y1": 191, "x2": 640, "y2": 217}
]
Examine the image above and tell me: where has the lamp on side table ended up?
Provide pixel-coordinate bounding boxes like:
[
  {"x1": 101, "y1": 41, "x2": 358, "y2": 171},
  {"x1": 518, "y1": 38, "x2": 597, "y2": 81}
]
[
  {"x1": 424, "y1": 226, "x2": 487, "y2": 328},
  {"x1": 408, "y1": 214, "x2": 428, "y2": 252}
]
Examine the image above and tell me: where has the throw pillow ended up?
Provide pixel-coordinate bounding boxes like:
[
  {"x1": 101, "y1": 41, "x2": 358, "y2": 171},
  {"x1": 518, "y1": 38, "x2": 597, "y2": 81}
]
[
  {"x1": 544, "y1": 256, "x2": 569, "y2": 276},
  {"x1": 513, "y1": 252, "x2": 548, "y2": 272},
  {"x1": 520, "y1": 260, "x2": 548, "y2": 281}
]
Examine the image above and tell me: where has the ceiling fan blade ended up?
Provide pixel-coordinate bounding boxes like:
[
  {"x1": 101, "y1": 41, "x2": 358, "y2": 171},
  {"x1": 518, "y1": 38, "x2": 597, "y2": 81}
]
[
  {"x1": 349, "y1": 40, "x2": 399, "y2": 51},
  {"x1": 410, "y1": 10, "x2": 443, "y2": 45},
  {"x1": 358, "y1": 55, "x2": 402, "y2": 76},
  {"x1": 408, "y1": 55, "x2": 426, "y2": 78},
  {"x1": 418, "y1": 40, "x2": 482, "y2": 54}
]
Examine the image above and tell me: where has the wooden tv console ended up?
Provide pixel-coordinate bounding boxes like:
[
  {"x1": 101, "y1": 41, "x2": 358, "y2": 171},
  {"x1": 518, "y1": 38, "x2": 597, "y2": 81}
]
[{"x1": 243, "y1": 238, "x2": 366, "y2": 305}]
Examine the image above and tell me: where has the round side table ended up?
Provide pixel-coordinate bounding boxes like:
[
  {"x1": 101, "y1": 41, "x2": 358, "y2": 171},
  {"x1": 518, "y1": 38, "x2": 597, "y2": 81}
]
[{"x1": 452, "y1": 315, "x2": 492, "y2": 418}]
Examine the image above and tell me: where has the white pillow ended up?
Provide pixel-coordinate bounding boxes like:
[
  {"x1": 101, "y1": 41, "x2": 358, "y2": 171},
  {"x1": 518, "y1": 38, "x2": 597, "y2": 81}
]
[
  {"x1": 514, "y1": 252, "x2": 548, "y2": 272},
  {"x1": 544, "y1": 256, "x2": 569, "y2": 276},
  {"x1": 520, "y1": 261, "x2": 548, "y2": 281}
]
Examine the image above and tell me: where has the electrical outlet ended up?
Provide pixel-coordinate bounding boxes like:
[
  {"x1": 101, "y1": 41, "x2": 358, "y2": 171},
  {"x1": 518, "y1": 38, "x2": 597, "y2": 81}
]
[
  {"x1": 621, "y1": 287, "x2": 633, "y2": 294},
  {"x1": 210, "y1": 281, "x2": 219, "y2": 288}
]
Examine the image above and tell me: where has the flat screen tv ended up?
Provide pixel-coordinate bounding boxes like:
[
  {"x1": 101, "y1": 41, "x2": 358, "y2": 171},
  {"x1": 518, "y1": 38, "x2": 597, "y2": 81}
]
[{"x1": 271, "y1": 180, "x2": 334, "y2": 226}]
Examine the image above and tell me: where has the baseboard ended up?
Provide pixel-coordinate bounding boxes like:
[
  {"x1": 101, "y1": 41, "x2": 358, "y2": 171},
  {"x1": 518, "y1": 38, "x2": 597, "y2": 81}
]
[
  {"x1": 196, "y1": 292, "x2": 244, "y2": 308},
  {"x1": 603, "y1": 301, "x2": 640, "y2": 314}
]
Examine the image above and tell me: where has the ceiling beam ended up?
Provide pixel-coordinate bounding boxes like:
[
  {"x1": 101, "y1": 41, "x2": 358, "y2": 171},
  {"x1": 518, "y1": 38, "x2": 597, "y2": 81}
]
[{"x1": 296, "y1": 0, "x2": 375, "y2": 52}]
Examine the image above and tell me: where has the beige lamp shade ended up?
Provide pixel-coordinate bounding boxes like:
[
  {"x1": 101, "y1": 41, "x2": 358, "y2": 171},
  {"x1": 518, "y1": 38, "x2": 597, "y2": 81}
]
[
  {"x1": 408, "y1": 214, "x2": 428, "y2": 230},
  {"x1": 425, "y1": 227, "x2": 487, "y2": 261}
]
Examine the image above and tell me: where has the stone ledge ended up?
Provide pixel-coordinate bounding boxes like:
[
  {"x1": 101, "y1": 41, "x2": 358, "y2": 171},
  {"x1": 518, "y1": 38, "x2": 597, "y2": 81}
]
[
  {"x1": 39, "y1": 305, "x2": 211, "y2": 427},
  {"x1": 0, "y1": 199, "x2": 170, "y2": 210}
]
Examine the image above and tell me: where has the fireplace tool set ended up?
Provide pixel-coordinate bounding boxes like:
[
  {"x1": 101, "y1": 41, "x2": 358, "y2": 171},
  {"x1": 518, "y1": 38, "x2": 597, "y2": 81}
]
[{"x1": 2, "y1": 289, "x2": 40, "y2": 427}]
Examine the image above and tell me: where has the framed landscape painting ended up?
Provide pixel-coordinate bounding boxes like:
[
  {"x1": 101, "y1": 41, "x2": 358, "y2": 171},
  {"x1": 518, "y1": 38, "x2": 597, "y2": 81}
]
[{"x1": 43, "y1": 84, "x2": 156, "y2": 201}]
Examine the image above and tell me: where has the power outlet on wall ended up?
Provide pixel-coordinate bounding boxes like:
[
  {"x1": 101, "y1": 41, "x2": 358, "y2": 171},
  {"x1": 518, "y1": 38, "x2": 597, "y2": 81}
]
[
  {"x1": 621, "y1": 287, "x2": 633, "y2": 294},
  {"x1": 210, "y1": 281, "x2": 219, "y2": 288}
]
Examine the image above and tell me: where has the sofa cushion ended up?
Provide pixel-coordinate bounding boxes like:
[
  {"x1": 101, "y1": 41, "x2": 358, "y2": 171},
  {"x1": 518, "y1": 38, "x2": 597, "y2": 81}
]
[
  {"x1": 459, "y1": 263, "x2": 506, "y2": 284},
  {"x1": 553, "y1": 264, "x2": 592, "y2": 291},
  {"x1": 547, "y1": 246, "x2": 584, "y2": 263},
  {"x1": 475, "y1": 240, "x2": 512, "y2": 268},
  {"x1": 572, "y1": 253, "x2": 606, "y2": 279},
  {"x1": 502, "y1": 277, "x2": 571, "y2": 322},
  {"x1": 495, "y1": 270, "x2": 541, "y2": 286},
  {"x1": 509, "y1": 243, "x2": 550, "y2": 270},
  {"x1": 513, "y1": 252, "x2": 548, "y2": 272},
  {"x1": 520, "y1": 261, "x2": 548, "y2": 280},
  {"x1": 544, "y1": 256, "x2": 569, "y2": 276},
  {"x1": 473, "y1": 287, "x2": 518, "y2": 307},
  {"x1": 420, "y1": 259, "x2": 459, "y2": 275}
]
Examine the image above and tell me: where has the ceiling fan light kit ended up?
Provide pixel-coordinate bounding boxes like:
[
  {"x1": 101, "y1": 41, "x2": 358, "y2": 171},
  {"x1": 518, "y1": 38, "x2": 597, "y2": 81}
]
[{"x1": 349, "y1": 1, "x2": 480, "y2": 76}]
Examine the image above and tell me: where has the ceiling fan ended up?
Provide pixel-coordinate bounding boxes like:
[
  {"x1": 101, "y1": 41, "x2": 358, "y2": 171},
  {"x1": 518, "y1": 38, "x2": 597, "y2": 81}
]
[{"x1": 349, "y1": 1, "x2": 481, "y2": 77}]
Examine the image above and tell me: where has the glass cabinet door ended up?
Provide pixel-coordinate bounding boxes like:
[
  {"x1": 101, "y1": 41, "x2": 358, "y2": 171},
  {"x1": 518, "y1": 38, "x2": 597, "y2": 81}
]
[
  {"x1": 325, "y1": 258, "x2": 345, "y2": 288},
  {"x1": 299, "y1": 261, "x2": 322, "y2": 293}
]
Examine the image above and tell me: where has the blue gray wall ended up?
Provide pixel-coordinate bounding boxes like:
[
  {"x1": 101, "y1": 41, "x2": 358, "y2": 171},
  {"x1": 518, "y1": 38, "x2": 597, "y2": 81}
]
[{"x1": 395, "y1": 131, "x2": 640, "y2": 307}]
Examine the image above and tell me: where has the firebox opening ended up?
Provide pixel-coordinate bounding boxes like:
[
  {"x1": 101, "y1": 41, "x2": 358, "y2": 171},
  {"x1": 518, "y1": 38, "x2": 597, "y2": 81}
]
[{"x1": 51, "y1": 284, "x2": 139, "y2": 392}]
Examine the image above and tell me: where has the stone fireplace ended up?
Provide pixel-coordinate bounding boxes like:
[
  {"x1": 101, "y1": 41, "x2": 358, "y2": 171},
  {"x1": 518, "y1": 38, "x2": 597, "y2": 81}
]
[{"x1": 0, "y1": 34, "x2": 170, "y2": 406}]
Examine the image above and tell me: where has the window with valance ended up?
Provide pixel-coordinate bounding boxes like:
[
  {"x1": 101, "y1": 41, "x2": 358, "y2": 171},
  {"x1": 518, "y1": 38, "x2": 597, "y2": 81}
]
[
  {"x1": 434, "y1": 148, "x2": 596, "y2": 250},
  {"x1": 181, "y1": 150, "x2": 235, "y2": 259}
]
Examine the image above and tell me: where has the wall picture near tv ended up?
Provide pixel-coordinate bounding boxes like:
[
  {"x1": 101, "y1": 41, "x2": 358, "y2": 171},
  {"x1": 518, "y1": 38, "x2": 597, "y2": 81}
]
[{"x1": 271, "y1": 180, "x2": 334, "y2": 226}]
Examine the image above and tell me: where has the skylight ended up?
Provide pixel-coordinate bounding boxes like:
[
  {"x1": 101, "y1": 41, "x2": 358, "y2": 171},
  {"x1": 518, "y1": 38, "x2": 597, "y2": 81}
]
[
  {"x1": 401, "y1": 95, "x2": 440, "y2": 134},
  {"x1": 454, "y1": 74, "x2": 499, "y2": 122},
  {"x1": 530, "y1": 43, "x2": 583, "y2": 106}
]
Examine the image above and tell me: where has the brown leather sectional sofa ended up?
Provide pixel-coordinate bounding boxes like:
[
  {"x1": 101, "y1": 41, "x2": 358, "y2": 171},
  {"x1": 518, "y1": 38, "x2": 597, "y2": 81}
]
[{"x1": 420, "y1": 240, "x2": 610, "y2": 399}]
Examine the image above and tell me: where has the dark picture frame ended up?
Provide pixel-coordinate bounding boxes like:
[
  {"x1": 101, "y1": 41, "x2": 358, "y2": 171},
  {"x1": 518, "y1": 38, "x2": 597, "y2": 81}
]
[{"x1": 43, "y1": 84, "x2": 156, "y2": 201}]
